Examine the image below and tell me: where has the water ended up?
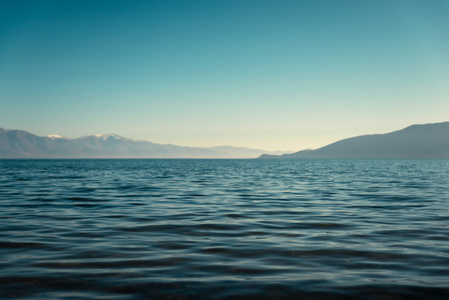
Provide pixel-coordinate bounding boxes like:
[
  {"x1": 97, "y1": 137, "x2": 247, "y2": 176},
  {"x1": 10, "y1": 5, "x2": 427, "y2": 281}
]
[{"x1": 1, "y1": 159, "x2": 449, "y2": 299}]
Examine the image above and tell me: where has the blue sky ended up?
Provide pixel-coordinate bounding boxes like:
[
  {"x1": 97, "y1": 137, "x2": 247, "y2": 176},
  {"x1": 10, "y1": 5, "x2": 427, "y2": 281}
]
[{"x1": 1, "y1": 0, "x2": 448, "y2": 151}]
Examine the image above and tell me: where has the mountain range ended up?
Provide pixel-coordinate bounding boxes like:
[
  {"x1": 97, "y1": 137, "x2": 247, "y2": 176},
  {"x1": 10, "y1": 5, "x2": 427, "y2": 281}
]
[
  {"x1": 2, "y1": 122, "x2": 448, "y2": 159},
  {"x1": 259, "y1": 122, "x2": 449, "y2": 159},
  {"x1": 0, "y1": 129, "x2": 286, "y2": 159}
]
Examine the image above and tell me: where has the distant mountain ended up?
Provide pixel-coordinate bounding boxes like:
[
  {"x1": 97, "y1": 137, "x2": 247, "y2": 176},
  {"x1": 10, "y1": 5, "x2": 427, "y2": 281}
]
[
  {"x1": 0, "y1": 128, "x2": 286, "y2": 159},
  {"x1": 259, "y1": 122, "x2": 449, "y2": 159}
]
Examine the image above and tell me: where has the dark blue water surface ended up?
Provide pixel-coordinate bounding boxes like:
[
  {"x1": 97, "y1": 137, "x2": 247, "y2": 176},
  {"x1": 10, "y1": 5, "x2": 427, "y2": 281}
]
[{"x1": 1, "y1": 159, "x2": 449, "y2": 299}]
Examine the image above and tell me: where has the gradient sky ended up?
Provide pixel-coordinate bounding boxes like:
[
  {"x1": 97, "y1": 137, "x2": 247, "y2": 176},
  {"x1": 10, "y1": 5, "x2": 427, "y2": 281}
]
[{"x1": 1, "y1": 0, "x2": 448, "y2": 151}]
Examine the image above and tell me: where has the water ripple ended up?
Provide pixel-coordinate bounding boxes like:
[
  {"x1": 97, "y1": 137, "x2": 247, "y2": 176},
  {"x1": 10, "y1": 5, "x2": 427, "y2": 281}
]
[{"x1": 1, "y1": 159, "x2": 449, "y2": 299}]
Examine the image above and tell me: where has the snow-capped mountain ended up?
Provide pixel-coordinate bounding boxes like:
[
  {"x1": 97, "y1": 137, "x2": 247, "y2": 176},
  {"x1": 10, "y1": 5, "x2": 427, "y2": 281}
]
[{"x1": 0, "y1": 128, "x2": 285, "y2": 158}]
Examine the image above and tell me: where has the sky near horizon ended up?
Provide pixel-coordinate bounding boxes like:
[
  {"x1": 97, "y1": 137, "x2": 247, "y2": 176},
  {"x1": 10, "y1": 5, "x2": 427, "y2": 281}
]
[{"x1": 1, "y1": 0, "x2": 448, "y2": 151}]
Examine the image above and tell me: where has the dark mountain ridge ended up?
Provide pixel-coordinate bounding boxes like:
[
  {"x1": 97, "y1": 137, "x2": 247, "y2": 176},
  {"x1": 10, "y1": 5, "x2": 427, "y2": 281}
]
[{"x1": 259, "y1": 122, "x2": 449, "y2": 159}]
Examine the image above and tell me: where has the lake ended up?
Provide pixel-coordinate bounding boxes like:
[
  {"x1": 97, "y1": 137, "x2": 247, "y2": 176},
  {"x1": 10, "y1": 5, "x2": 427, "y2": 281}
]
[{"x1": 1, "y1": 159, "x2": 448, "y2": 299}]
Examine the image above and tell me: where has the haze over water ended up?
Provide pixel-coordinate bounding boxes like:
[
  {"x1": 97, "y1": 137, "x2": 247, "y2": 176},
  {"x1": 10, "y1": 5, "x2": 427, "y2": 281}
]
[{"x1": 1, "y1": 159, "x2": 449, "y2": 299}]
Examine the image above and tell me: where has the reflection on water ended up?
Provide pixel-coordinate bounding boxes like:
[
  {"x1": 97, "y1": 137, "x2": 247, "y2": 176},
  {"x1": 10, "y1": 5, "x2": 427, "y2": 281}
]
[{"x1": 1, "y1": 159, "x2": 449, "y2": 299}]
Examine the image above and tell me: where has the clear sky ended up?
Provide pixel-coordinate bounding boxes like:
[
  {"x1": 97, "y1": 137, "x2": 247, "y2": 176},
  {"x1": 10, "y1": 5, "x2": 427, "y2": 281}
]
[{"x1": 1, "y1": 0, "x2": 448, "y2": 151}]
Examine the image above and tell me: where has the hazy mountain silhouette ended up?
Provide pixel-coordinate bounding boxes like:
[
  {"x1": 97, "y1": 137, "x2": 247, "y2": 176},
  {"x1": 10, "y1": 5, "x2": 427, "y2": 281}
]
[
  {"x1": 259, "y1": 122, "x2": 449, "y2": 159},
  {"x1": 0, "y1": 128, "x2": 285, "y2": 158}
]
